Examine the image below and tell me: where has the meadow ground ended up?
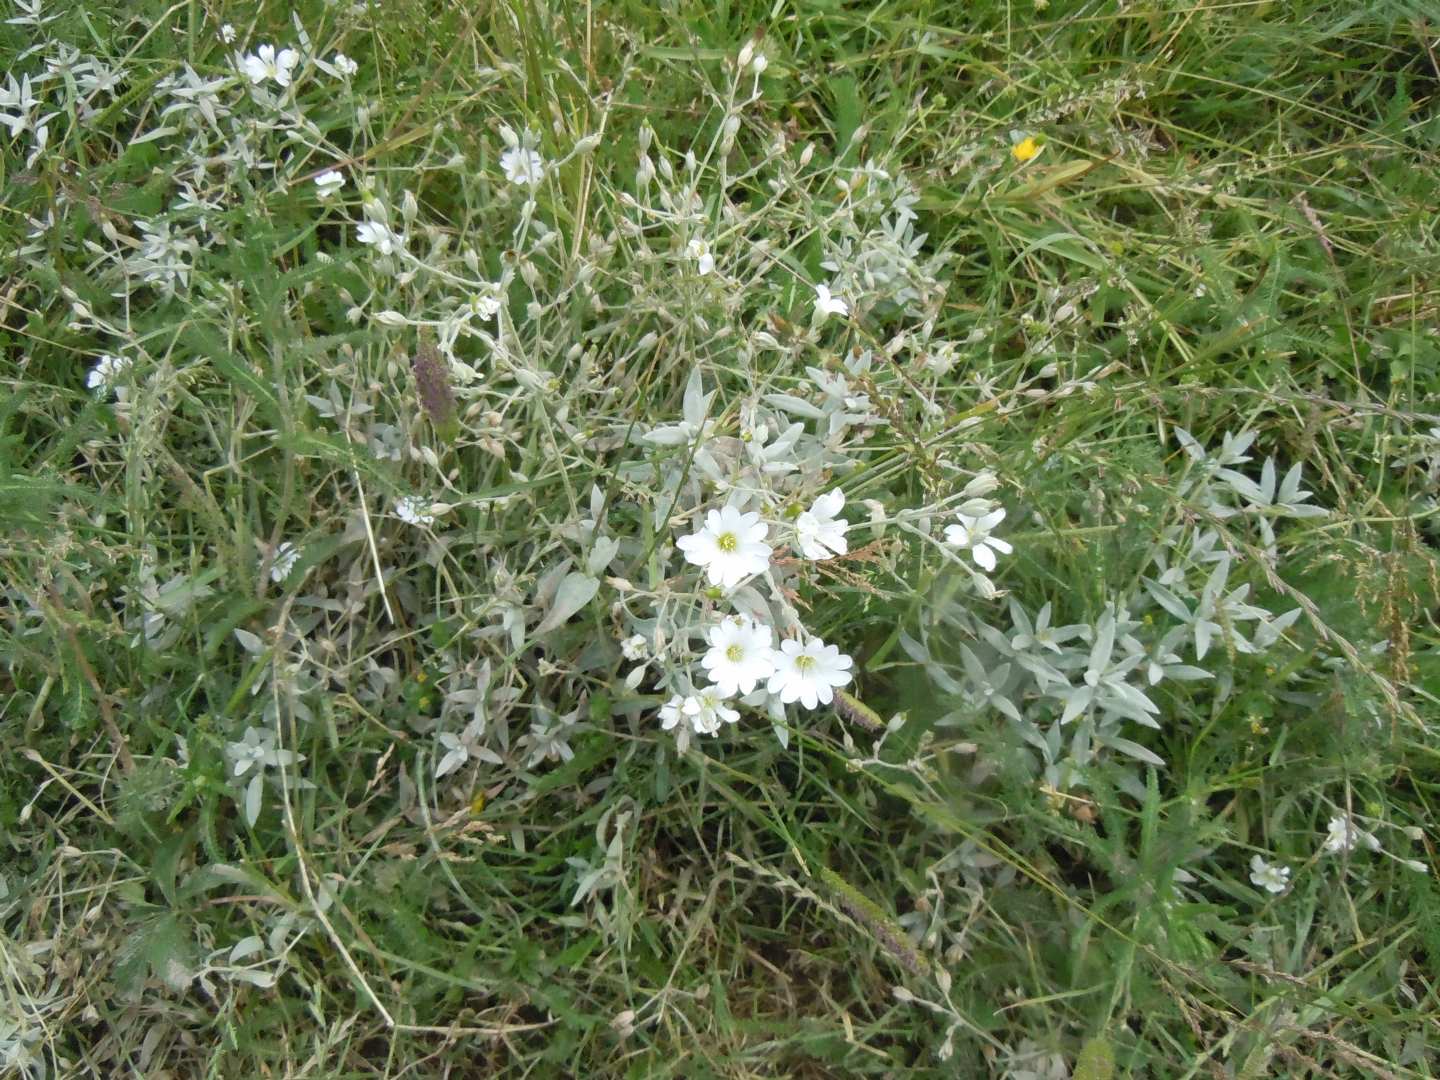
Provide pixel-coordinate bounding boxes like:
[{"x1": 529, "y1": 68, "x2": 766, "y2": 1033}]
[{"x1": 2, "y1": 0, "x2": 1440, "y2": 1075}]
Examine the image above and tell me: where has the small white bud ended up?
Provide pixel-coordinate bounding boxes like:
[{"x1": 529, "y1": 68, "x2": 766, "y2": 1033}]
[
  {"x1": 573, "y1": 133, "x2": 602, "y2": 154},
  {"x1": 373, "y1": 310, "x2": 408, "y2": 327},
  {"x1": 972, "y1": 572, "x2": 998, "y2": 600},
  {"x1": 750, "y1": 53, "x2": 769, "y2": 75},
  {"x1": 401, "y1": 190, "x2": 419, "y2": 223},
  {"x1": 737, "y1": 40, "x2": 755, "y2": 69}
]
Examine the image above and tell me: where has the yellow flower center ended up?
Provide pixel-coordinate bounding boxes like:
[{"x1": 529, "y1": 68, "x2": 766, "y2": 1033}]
[
  {"x1": 794, "y1": 654, "x2": 816, "y2": 673},
  {"x1": 716, "y1": 531, "x2": 738, "y2": 553},
  {"x1": 726, "y1": 644, "x2": 744, "y2": 662}
]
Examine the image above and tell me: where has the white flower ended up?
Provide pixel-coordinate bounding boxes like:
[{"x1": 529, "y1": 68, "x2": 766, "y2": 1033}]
[
  {"x1": 813, "y1": 282, "x2": 849, "y2": 321},
  {"x1": 620, "y1": 634, "x2": 649, "y2": 662},
  {"x1": 750, "y1": 53, "x2": 769, "y2": 75},
  {"x1": 226, "y1": 726, "x2": 299, "y2": 777},
  {"x1": 767, "y1": 636, "x2": 853, "y2": 709},
  {"x1": 356, "y1": 220, "x2": 404, "y2": 256},
  {"x1": 658, "y1": 694, "x2": 688, "y2": 731},
  {"x1": 219, "y1": 23, "x2": 236, "y2": 44},
  {"x1": 675, "y1": 506, "x2": 772, "y2": 589},
  {"x1": 500, "y1": 147, "x2": 546, "y2": 187},
  {"x1": 943, "y1": 506, "x2": 1013, "y2": 572},
  {"x1": 313, "y1": 169, "x2": 344, "y2": 198},
  {"x1": 241, "y1": 44, "x2": 299, "y2": 88},
  {"x1": 701, "y1": 616, "x2": 776, "y2": 696},
  {"x1": 684, "y1": 685, "x2": 740, "y2": 735},
  {"x1": 332, "y1": 53, "x2": 358, "y2": 78},
  {"x1": 86, "y1": 353, "x2": 131, "y2": 395},
  {"x1": 314, "y1": 169, "x2": 345, "y2": 199},
  {"x1": 394, "y1": 495, "x2": 435, "y2": 526},
  {"x1": 269, "y1": 542, "x2": 301, "y2": 583},
  {"x1": 468, "y1": 287, "x2": 502, "y2": 320},
  {"x1": 1249, "y1": 855, "x2": 1290, "y2": 894},
  {"x1": 794, "y1": 488, "x2": 849, "y2": 559},
  {"x1": 687, "y1": 238, "x2": 714, "y2": 275},
  {"x1": 1322, "y1": 814, "x2": 1380, "y2": 855}
]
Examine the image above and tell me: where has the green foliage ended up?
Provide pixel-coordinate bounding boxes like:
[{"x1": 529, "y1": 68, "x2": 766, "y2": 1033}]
[{"x1": 2, "y1": 0, "x2": 1438, "y2": 1076}]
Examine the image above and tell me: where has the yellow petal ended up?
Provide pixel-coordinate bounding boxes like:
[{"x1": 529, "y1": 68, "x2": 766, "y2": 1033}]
[{"x1": 1012, "y1": 136, "x2": 1042, "y2": 163}]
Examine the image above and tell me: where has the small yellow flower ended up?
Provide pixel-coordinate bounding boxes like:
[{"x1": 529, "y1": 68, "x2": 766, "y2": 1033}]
[{"x1": 1011, "y1": 136, "x2": 1042, "y2": 164}]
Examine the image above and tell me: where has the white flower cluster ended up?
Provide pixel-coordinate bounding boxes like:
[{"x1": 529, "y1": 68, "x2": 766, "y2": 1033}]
[
  {"x1": 656, "y1": 615, "x2": 854, "y2": 740},
  {"x1": 646, "y1": 488, "x2": 856, "y2": 744}
]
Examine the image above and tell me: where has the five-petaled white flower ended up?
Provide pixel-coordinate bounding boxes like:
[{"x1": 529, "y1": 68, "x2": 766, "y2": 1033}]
[
  {"x1": 500, "y1": 147, "x2": 546, "y2": 187},
  {"x1": 813, "y1": 282, "x2": 848, "y2": 321},
  {"x1": 685, "y1": 685, "x2": 740, "y2": 735},
  {"x1": 620, "y1": 634, "x2": 649, "y2": 662},
  {"x1": 227, "y1": 726, "x2": 300, "y2": 777},
  {"x1": 219, "y1": 23, "x2": 236, "y2": 44},
  {"x1": 767, "y1": 636, "x2": 853, "y2": 709},
  {"x1": 331, "y1": 53, "x2": 358, "y2": 78},
  {"x1": 314, "y1": 169, "x2": 344, "y2": 199},
  {"x1": 394, "y1": 495, "x2": 435, "y2": 526},
  {"x1": 1249, "y1": 855, "x2": 1290, "y2": 894},
  {"x1": 701, "y1": 616, "x2": 776, "y2": 696},
  {"x1": 356, "y1": 220, "x2": 404, "y2": 256},
  {"x1": 242, "y1": 44, "x2": 299, "y2": 88},
  {"x1": 269, "y1": 541, "x2": 301, "y2": 583},
  {"x1": 86, "y1": 353, "x2": 131, "y2": 396},
  {"x1": 676, "y1": 506, "x2": 772, "y2": 589},
  {"x1": 794, "y1": 488, "x2": 849, "y2": 560},
  {"x1": 687, "y1": 238, "x2": 714, "y2": 275},
  {"x1": 944, "y1": 506, "x2": 1013, "y2": 572},
  {"x1": 1322, "y1": 814, "x2": 1380, "y2": 855}
]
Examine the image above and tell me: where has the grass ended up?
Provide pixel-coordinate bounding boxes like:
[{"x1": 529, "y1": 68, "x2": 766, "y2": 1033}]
[{"x1": 2, "y1": 0, "x2": 1440, "y2": 1075}]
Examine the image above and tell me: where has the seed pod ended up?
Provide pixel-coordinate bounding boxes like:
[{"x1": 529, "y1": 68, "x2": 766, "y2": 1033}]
[{"x1": 411, "y1": 338, "x2": 458, "y2": 442}]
